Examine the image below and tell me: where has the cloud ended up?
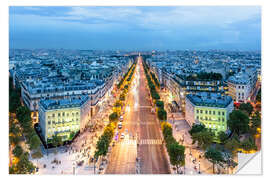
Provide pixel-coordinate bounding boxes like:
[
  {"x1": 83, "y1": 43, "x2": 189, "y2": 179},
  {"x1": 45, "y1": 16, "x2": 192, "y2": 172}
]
[{"x1": 9, "y1": 6, "x2": 261, "y2": 50}]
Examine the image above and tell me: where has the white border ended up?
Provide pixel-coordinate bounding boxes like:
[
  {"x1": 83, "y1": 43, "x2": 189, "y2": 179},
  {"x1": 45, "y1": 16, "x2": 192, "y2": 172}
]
[{"x1": 1, "y1": 1, "x2": 269, "y2": 180}]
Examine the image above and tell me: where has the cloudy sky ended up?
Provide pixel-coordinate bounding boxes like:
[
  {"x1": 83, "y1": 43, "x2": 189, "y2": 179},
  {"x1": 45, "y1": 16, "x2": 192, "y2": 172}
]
[{"x1": 9, "y1": 6, "x2": 261, "y2": 51}]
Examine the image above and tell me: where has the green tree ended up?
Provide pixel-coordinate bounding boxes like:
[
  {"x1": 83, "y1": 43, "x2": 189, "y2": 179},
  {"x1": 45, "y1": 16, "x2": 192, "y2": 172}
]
[
  {"x1": 9, "y1": 134, "x2": 21, "y2": 145},
  {"x1": 217, "y1": 131, "x2": 228, "y2": 144},
  {"x1": 239, "y1": 103, "x2": 254, "y2": 116},
  {"x1": 119, "y1": 93, "x2": 126, "y2": 101},
  {"x1": 16, "y1": 106, "x2": 31, "y2": 123},
  {"x1": 224, "y1": 137, "x2": 240, "y2": 155},
  {"x1": 109, "y1": 112, "x2": 118, "y2": 122},
  {"x1": 240, "y1": 136, "x2": 257, "y2": 151},
  {"x1": 204, "y1": 147, "x2": 225, "y2": 173},
  {"x1": 191, "y1": 129, "x2": 215, "y2": 150},
  {"x1": 156, "y1": 101, "x2": 164, "y2": 109},
  {"x1": 189, "y1": 124, "x2": 206, "y2": 135},
  {"x1": 228, "y1": 110, "x2": 250, "y2": 135},
  {"x1": 69, "y1": 131, "x2": 76, "y2": 140},
  {"x1": 9, "y1": 123, "x2": 20, "y2": 136},
  {"x1": 29, "y1": 135, "x2": 41, "y2": 150},
  {"x1": 157, "y1": 108, "x2": 167, "y2": 121},
  {"x1": 16, "y1": 152, "x2": 36, "y2": 174},
  {"x1": 51, "y1": 134, "x2": 63, "y2": 149},
  {"x1": 12, "y1": 145, "x2": 23, "y2": 158},
  {"x1": 251, "y1": 111, "x2": 261, "y2": 129},
  {"x1": 168, "y1": 143, "x2": 185, "y2": 171}
]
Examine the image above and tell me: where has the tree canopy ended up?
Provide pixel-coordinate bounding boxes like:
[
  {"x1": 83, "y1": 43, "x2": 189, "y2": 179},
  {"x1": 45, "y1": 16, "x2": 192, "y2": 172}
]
[
  {"x1": 191, "y1": 129, "x2": 215, "y2": 150},
  {"x1": 239, "y1": 103, "x2": 253, "y2": 116},
  {"x1": 189, "y1": 124, "x2": 206, "y2": 135},
  {"x1": 228, "y1": 110, "x2": 250, "y2": 135},
  {"x1": 204, "y1": 147, "x2": 225, "y2": 173}
]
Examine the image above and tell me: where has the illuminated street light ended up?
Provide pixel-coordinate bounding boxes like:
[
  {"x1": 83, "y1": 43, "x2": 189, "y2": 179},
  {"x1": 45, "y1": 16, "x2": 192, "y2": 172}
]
[{"x1": 199, "y1": 160, "x2": 201, "y2": 174}]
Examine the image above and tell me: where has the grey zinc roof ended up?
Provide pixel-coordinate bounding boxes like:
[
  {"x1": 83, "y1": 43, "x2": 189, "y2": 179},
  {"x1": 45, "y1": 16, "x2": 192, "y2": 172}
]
[
  {"x1": 39, "y1": 95, "x2": 89, "y2": 110},
  {"x1": 186, "y1": 92, "x2": 232, "y2": 108}
]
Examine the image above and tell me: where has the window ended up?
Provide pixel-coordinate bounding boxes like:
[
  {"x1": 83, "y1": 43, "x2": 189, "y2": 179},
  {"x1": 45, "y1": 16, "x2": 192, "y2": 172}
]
[
  {"x1": 62, "y1": 112, "x2": 65, "y2": 116},
  {"x1": 213, "y1": 111, "x2": 215, "y2": 115},
  {"x1": 218, "y1": 111, "x2": 220, "y2": 115},
  {"x1": 52, "y1": 113, "x2": 55, "y2": 118},
  {"x1": 222, "y1": 118, "x2": 224, "y2": 122},
  {"x1": 200, "y1": 110, "x2": 203, "y2": 113},
  {"x1": 196, "y1": 110, "x2": 199, "y2": 114},
  {"x1": 218, "y1": 117, "x2": 220, "y2": 121},
  {"x1": 222, "y1": 112, "x2": 225, "y2": 116},
  {"x1": 200, "y1": 117, "x2": 203, "y2": 120},
  {"x1": 196, "y1": 116, "x2": 199, "y2": 120},
  {"x1": 209, "y1": 111, "x2": 211, "y2": 115},
  {"x1": 205, "y1": 110, "x2": 208, "y2": 114},
  {"x1": 205, "y1": 117, "x2": 208, "y2": 120},
  {"x1": 48, "y1": 121, "x2": 51, "y2": 125},
  {"x1": 242, "y1": 86, "x2": 244, "y2": 89},
  {"x1": 58, "y1": 113, "x2": 61, "y2": 117}
]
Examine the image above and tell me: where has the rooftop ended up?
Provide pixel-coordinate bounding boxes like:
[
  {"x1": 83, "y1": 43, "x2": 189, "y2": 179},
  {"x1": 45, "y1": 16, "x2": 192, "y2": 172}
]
[
  {"x1": 186, "y1": 92, "x2": 233, "y2": 108},
  {"x1": 39, "y1": 95, "x2": 89, "y2": 110},
  {"x1": 228, "y1": 71, "x2": 250, "y2": 84}
]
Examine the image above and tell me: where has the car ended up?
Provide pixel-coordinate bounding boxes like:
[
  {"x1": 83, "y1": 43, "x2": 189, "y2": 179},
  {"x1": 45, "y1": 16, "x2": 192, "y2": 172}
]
[
  {"x1": 120, "y1": 116, "x2": 123, "y2": 122},
  {"x1": 118, "y1": 123, "x2": 122, "y2": 129},
  {"x1": 120, "y1": 133, "x2": 125, "y2": 139}
]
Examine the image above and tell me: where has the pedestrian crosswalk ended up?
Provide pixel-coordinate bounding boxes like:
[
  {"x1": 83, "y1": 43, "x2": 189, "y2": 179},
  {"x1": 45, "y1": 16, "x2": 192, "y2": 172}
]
[
  {"x1": 139, "y1": 139, "x2": 162, "y2": 145},
  {"x1": 119, "y1": 139, "x2": 162, "y2": 145}
]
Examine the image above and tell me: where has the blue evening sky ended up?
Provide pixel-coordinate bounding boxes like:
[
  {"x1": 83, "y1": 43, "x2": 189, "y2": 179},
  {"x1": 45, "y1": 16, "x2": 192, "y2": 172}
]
[{"x1": 9, "y1": 6, "x2": 261, "y2": 51}]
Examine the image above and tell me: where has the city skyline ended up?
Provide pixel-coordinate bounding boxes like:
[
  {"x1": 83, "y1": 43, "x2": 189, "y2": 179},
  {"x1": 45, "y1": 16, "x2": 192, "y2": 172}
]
[{"x1": 9, "y1": 6, "x2": 261, "y2": 51}]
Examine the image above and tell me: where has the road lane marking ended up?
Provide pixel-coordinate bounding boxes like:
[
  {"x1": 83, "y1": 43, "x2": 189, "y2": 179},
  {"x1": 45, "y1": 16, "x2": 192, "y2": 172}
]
[{"x1": 118, "y1": 139, "x2": 162, "y2": 145}]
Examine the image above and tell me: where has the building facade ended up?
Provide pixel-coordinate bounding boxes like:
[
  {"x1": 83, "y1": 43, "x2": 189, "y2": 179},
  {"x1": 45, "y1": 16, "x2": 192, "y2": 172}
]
[
  {"x1": 227, "y1": 69, "x2": 257, "y2": 103},
  {"x1": 38, "y1": 96, "x2": 91, "y2": 144},
  {"x1": 185, "y1": 92, "x2": 233, "y2": 133}
]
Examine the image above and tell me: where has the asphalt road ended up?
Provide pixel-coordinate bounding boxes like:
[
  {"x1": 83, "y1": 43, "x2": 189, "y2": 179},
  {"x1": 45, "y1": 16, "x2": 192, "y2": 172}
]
[{"x1": 105, "y1": 56, "x2": 170, "y2": 174}]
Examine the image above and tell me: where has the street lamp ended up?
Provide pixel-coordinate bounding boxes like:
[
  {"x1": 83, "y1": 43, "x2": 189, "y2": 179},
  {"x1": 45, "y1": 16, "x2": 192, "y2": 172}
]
[
  {"x1": 72, "y1": 161, "x2": 76, "y2": 175},
  {"x1": 198, "y1": 160, "x2": 201, "y2": 174}
]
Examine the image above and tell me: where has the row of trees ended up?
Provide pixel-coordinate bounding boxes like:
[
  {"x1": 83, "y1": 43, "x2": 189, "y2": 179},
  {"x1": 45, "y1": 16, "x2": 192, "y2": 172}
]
[
  {"x1": 9, "y1": 77, "x2": 39, "y2": 174},
  {"x1": 150, "y1": 72, "x2": 160, "y2": 88},
  {"x1": 9, "y1": 77, "x2": 21, "y2": 113},
  {"x1": 142, "y1": 61, "x2": 167, "y2": 121},
  {"x1": 94, "y1": 123, "x2": 115, "y2": 159},
  {"x1": 142, "y1": 61, "x2": 160, "y2": 101},
  {"x1": 94, "y1": 62, "x2": 137, "y2": 160},
  {"x1": 189, "y1": 124, "x2": 238, "y2": 173},
  {"x1": 186, "y1": 72, "x2": 223, "y2": 81},
  {"x1": 143, "y1": 60, "x2": 185, "y2": 172},
  {"x1": 161, "y1": 122, "x2": 185, "y2": 172},
  {"x1": 117, "y1": 62, "x2": 136, "y2": 89}
]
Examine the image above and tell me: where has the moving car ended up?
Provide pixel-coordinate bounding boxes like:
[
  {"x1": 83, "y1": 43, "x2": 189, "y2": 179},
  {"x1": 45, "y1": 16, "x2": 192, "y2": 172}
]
[
  {"x1": 120, "y1": 133, "x2": 125, "y2": 139},
  {"x1": 118, "y1": 122, "x2": 122, "y2": 129},
  {"x1": 120, "y1": 116, "x2": 123, "y2": 122}
]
